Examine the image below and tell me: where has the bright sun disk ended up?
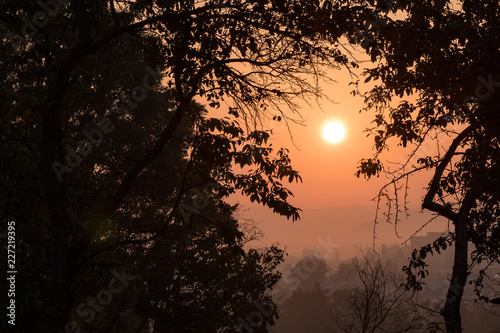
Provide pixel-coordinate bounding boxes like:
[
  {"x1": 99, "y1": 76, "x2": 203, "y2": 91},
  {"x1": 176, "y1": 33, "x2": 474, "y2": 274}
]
[{"x1": 323, "y1": 121, "x2": 345, "y2": 143}]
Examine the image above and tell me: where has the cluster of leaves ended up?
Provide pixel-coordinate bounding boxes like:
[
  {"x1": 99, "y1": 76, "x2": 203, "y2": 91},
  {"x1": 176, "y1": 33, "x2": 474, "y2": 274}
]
[
  {"x1": 403, "y1": 235, "x2": 454, "y2": 289},
  {"x1": 185, "y1": 116, "x2": 303, "y2": 222},
  {"x1": 350, "y1": 0, "x2": 500, "y2": 299}
]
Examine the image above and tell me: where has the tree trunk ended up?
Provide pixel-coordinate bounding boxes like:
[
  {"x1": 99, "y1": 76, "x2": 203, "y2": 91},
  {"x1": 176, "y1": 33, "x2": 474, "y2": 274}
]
[
  {"x1": 41, "y1": 94, "x2": 71, "y2": 331},
  {"x1": 441, "y1": 214, "x2": 468, "y2": 332},
  {"x1": 42, "y1": 55, "x2": 80, "y2": 330}
]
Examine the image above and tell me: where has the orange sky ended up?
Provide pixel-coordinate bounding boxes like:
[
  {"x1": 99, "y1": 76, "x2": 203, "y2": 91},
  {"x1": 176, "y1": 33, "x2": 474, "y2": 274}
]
[
  {"x1": 196, "y1": 49, "x2": 455, "y2": 258},
  {"x1": 226, "y1": 60, "x2": 452, "y2": 258},
  {"x1": 235, "y1": 62, "x2": 434, "y2": 210},
  {"x1": 265, "y1": 76, "x2": 389, "y2": 210}
]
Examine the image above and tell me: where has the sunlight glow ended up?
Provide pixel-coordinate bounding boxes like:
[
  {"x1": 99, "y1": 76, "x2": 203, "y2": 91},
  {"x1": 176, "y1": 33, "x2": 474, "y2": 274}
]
[{"x1": 323, "y1": 121, "x2": 345, "y2": 143}]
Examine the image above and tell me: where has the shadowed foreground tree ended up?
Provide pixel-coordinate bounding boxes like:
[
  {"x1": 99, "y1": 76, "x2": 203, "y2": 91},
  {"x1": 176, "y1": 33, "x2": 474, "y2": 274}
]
[
  {"x1": 0, "y1": 0, "x2": 359, "y2": 331},
  {"x1": 350, "y1": 1, "x2": 500, "y2": 331}
]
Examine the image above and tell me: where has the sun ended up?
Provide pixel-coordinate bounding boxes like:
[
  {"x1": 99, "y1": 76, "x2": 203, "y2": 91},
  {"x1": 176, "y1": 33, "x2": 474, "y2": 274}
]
[{"x1": 323, "y1": 121, "x2": 345, "y2": 143}]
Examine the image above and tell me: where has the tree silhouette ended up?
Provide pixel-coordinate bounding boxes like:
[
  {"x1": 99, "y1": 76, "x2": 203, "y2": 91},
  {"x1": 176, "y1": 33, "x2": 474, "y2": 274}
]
[
  {"x1": 331, "y1": 249, "x2": 426, "y2": 333},
  {"x1": 293, "y1": 256, "x2": 330, "y2": 291},
  {"x1": 0, "y1": 1, "x2": 354, "y2": 331},
  {"x1": 351, "y1": 1, "x2": 500, "y2": 331}
]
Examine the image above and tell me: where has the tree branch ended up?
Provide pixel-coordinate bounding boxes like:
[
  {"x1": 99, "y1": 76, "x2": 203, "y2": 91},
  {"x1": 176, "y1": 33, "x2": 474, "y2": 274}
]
[{"x1": 422, "y1": 125, "x2": 474, "y2": 221}]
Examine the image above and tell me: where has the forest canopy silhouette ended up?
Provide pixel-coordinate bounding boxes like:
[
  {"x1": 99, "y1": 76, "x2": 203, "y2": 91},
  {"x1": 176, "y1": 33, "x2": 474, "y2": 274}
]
[{"x1": 1, "y1": 1, "x2": 499, "y2": 332}]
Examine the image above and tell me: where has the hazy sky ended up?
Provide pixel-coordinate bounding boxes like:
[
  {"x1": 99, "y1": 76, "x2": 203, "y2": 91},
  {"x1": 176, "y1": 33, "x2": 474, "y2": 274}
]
[{"x1": 230, "y1": 59, "x2": 451, "y2": 257}]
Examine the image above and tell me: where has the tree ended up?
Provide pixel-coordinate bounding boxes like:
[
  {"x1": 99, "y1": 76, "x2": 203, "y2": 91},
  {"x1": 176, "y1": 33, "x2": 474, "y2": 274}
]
[
  {"x1": 269, "y1": 257, "x2": 332, "y2": 333},
  {"x1": 331, "y1": 260, "x2": 358, "y2": 283},
  {"x1": 1, "y1": 0, "x2": 353, "y2": 331},
  {"x1": 330, "y1": 249, "x2": 426, "y2": 333},
  {"x1": 350, "y1": 1, "x2": 500, "y2": 331},
  {"x1": 270, "y1": 287, "x2": 332, "y2": 333},
  {"x1": 81, "y1": 209, "x2": 286, "y2": 332},
  {"x1": 292, "y1": 256, "x2": 330, "y2": 291},
  {"x1": 1, "y1": 54, "x2": 288, "y2": 330}
]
